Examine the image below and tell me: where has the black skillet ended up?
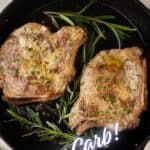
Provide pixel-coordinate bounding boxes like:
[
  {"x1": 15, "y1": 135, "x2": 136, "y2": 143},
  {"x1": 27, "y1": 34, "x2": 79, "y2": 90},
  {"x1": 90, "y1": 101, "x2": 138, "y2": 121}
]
[{"x1": 0, "y1": 0, "x2": 150, "y2": 150}]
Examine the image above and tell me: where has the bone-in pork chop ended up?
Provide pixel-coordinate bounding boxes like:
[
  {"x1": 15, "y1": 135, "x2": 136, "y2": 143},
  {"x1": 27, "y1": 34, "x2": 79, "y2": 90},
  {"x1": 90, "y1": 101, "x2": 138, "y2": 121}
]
[
  {"x1": 69, "y1": 47, "x2": 147, "y2": 135},
  {"x1": 0, "y1": 23, "x2": 86, "y2": 105}
]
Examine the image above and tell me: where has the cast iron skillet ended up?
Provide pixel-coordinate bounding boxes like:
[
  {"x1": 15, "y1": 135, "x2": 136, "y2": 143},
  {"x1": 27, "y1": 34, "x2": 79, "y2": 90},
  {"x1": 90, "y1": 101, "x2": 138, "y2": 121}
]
[{"x1": 0, "y1": 0, "x2": 150, "y2": 150}]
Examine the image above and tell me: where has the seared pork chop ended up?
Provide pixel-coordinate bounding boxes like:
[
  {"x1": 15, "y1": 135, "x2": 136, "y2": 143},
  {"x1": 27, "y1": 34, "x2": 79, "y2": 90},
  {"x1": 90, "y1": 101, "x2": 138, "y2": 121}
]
[
  {"x1": 69, "y1": 47, "x2": 147, "y2": 135},
  {"x1": 0, "y1": 23, "x2": 86, "y2": 105}
]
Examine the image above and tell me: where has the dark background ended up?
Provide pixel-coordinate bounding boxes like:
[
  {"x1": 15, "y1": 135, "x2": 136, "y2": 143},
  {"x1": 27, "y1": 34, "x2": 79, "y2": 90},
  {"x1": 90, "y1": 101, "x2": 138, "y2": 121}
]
[{"x1": 0, "y1": 0, "x2": 150, "y2": 150}]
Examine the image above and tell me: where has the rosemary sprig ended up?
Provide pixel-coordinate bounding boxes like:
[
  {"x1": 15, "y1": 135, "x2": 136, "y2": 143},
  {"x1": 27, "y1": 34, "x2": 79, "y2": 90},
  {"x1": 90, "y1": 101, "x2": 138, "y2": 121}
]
[
  {"x1": 56, "y1": 84, "x2": 80, "y2": 125},
  {"x1": 7, "y1": 109, "x2": 75, "y2": 144},
  {"x1": 45, "y1": 11, "x2": 135, "y2": 32},
  {"x1": 45, "y1": 0, "x2": 136, "y2": 50},
  {"x1": 78, "y1": 0, "x2": 95, "y2": 14},
  {"x1": 45, "y1": 12, "x2": 135, "y2": 31}
]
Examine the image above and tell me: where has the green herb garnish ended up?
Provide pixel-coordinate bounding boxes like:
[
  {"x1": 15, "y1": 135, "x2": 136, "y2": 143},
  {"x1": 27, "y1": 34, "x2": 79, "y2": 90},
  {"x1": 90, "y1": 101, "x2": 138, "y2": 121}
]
[
  {"x1": 125, "y1": 107, "x2": 132, "y2": 114},
  {"x1": 13, "y1": 69, "x2": 19, "y2": 77},
  {"x1": 118, "y1": 65, "x2": 124, "y2": 71},
  {"x1": 14, "y1": 58, "x2": 21, "y2": 64},
  {"x1": 27, "y1": 47, "x2": 34, "y2": 52},
  {"x1": 7, "y1": 109, "x2": 75, "y2": 144},
  {"x1": 105, "y1": 94, "x2": 116, "y2": 104},
  {"x1": 98, "y1": 110, "x2": 109, "y2": 115}
]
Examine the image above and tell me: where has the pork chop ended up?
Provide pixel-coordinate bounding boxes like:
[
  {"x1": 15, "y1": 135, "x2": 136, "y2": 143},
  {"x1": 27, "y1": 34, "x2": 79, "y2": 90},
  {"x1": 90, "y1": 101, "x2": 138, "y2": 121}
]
[
  {"x1": 0, "y1": 23, "x2": 86, "y2": 105},
  {"x1": 69, "y1": 47, "x2": 147, "y2": 135}
]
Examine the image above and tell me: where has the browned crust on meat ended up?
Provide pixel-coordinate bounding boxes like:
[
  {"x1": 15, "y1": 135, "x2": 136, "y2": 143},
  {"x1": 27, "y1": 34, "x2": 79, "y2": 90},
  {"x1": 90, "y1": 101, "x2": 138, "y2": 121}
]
[
  {"x1": 69, "y1": 47, "x2": 147, "y2": 135},
  {"x1": 0, "y1": 23, "x2": 87, "y2": 105}
]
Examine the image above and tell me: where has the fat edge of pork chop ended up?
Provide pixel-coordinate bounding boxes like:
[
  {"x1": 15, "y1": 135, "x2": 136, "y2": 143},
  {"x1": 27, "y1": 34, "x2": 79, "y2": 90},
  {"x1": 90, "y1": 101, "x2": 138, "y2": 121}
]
[
  {"x1": 0, "y1": 23, "x2": 87, "y2": 105},
  {"x1": 69, "y1": 47, "x2": 147, "y2": 135}
]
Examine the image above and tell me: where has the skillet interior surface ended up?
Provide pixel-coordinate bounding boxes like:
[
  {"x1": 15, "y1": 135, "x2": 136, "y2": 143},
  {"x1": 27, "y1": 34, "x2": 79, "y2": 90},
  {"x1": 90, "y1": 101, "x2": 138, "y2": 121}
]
[{"x1": 0, "y1": 0, "x2": 150, "y2": 150}]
